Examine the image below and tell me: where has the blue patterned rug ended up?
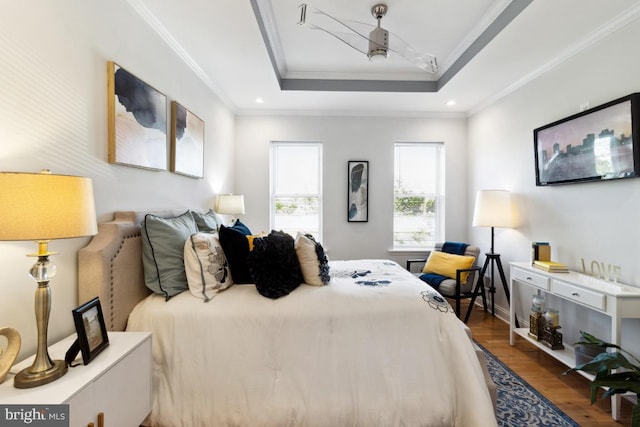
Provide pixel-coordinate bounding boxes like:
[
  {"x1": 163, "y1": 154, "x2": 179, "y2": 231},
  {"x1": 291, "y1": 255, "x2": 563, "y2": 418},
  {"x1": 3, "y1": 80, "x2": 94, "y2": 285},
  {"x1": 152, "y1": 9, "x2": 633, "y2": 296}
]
[{"x1": 477, "y1": 342, "x2": 580, "y2": 427}]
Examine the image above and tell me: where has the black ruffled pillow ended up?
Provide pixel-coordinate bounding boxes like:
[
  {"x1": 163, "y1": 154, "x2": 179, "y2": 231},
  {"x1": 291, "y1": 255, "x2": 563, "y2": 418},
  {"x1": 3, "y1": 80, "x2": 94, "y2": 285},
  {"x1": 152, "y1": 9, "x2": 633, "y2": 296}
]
[
  {"x1": 248, "y1": 231, "x2": 303, "y2": 299},
  {"x1": 294, "y1": 233, "x2": 330, "y2": 286}
]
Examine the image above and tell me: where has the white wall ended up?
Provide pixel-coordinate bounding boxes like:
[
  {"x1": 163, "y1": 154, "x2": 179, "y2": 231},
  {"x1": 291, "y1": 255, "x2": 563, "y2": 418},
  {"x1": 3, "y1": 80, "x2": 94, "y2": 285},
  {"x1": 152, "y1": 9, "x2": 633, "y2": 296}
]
[
  {"x1": 234, "y1": 114, "x2": 469, "y2": 263},
  {"x1": 0, "y1": 0, "x2": 235, "y2": 359},
  {"x1": 467, "y1": 18, "x2": 640, "y2": 353}
]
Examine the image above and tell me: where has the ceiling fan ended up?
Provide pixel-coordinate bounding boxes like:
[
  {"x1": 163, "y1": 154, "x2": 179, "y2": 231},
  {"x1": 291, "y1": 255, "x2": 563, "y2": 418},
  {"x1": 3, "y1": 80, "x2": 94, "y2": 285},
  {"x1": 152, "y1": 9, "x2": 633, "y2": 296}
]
[{"x1": 298, "y1": 3, "x2": 438, "y2": 74}]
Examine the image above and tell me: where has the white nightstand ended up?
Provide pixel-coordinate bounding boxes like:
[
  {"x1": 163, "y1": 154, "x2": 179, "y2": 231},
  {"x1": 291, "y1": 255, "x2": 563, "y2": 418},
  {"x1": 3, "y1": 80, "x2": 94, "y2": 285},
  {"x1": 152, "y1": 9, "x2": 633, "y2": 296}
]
[{"x1": 0, "y1": 331, "x2": 151, "y2": 427}]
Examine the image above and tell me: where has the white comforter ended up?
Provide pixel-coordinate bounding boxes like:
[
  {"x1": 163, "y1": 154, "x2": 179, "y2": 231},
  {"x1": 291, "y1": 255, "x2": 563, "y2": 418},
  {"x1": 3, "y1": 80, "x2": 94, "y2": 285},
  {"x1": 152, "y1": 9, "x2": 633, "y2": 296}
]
[{"x1": 127, "y1": 259, "x2": 497, "y2": 427}]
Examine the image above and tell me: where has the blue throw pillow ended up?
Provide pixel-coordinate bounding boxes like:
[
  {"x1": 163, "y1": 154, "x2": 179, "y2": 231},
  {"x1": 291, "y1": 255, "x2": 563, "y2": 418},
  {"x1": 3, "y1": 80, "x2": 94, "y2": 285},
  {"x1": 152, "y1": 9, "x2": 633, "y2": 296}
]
[{"x1": 229, "y1": 219, "x2": 251, "y2": 235}]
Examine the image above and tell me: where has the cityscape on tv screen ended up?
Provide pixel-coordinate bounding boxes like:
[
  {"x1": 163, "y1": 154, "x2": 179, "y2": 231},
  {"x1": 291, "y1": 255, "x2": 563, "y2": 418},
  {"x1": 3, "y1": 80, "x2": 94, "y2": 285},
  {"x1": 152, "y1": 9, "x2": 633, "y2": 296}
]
[{"x1": 536, "y1": 100, "x2": 634, "y2": 184}]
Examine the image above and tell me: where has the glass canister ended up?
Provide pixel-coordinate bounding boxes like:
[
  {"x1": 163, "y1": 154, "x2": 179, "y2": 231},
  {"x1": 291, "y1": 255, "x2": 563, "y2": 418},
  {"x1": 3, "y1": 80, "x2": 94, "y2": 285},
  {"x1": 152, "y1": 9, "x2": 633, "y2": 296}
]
[
  {"x1": 531, "y1": 294, "x2": 545, "y2": 313},
  {"x1": 544, "y1": 308, "x2": 560, "y2": 327}
]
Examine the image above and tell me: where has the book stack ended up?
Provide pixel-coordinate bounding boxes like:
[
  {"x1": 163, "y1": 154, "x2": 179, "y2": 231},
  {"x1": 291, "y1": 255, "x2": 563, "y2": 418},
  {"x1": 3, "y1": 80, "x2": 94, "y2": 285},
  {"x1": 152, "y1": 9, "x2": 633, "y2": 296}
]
[
  {"x1": 531, "y1": 242, "x2": 551, "y2": 263},
  {"x1": 533, "y1": 260, "x2": 569, "y2": 273}
]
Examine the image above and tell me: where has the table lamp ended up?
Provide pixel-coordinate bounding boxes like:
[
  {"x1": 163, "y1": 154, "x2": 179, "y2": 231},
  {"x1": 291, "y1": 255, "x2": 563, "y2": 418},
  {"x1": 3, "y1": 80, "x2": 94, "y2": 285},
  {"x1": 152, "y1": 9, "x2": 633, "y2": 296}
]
[
  {"x1": 216, "y1": 194, "x2": 245, "y2": 224},
  {"x1": 0, "y1": 170, "x2": 97, "y2": 388},
  {"x1": 471, "y1": 190, "x2": 515, "y2": 316}
]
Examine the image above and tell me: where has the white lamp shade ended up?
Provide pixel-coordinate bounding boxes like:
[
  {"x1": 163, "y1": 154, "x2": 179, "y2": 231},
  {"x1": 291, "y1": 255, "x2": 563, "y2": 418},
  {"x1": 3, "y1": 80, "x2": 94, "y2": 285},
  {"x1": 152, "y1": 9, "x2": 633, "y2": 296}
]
[
  {"x1": 0, "y1": 171, "x2": 98, "y2": 241},
  {"x1": 216, "y1": 194, "x2": 245, "y2": 215},
  {"x1": 472, "y1": 190, "x2": 514, "y2": 228}
]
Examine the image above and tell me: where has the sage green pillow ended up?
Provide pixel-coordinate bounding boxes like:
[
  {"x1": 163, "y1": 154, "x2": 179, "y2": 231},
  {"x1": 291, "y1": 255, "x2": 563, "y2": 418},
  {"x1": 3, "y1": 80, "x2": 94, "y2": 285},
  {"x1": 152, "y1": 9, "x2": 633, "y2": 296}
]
[
  {"x1": 141, "y1": 211, "x2": 198, "y2": 300},
  {"x1": 191, "y1": 209, "x2": 223, "y2": 233}
]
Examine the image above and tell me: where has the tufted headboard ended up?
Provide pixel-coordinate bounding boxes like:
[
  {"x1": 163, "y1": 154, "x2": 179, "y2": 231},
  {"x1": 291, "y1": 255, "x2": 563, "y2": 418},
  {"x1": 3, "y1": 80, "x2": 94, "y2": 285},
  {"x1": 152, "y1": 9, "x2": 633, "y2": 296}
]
[{"x1": 77, "y1": 210, "x2": 184, "y2": 331}]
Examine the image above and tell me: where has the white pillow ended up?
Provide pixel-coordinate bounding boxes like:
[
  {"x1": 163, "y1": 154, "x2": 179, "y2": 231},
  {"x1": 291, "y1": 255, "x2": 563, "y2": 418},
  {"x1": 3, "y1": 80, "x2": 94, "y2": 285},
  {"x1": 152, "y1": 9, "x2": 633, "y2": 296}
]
[
  {"x1": 184, "y1": 232, "x2": 233, "y2": 300},
  {"x1": 295, "y1": 233, "x2": 330, "y2": 286}
]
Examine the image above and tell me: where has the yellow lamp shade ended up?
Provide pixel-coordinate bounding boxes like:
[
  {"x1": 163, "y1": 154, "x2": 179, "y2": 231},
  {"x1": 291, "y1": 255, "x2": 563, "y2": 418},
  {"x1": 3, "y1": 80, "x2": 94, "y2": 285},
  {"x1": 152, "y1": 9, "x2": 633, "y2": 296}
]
[{"x1": 0, "y1": 171, "x2": 98, "y2": 241}]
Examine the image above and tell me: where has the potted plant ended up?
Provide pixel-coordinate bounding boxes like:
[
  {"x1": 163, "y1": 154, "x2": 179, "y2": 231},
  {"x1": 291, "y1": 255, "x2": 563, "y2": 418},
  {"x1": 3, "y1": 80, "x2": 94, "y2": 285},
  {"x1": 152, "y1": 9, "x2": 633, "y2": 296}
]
[{"x1": 565, "y1": 331, "x2": 640, "y2": 426}]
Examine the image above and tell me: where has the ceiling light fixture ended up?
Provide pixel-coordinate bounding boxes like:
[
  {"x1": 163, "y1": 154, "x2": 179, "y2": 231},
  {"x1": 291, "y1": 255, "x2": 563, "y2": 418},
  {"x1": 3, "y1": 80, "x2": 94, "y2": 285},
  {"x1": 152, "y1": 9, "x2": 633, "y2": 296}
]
[
  {"x1": 446, "y1": 100, "x2": 456, "y2": 107},
  {"x1": 367, "y1": 4, "x2": 389, "y2": 61},
  {"x1": 255, "y1": 97, "x2": 264, "y2": 104},
  {"x1": 298, "y1": 3, "x2": 437, "y2": 73}
]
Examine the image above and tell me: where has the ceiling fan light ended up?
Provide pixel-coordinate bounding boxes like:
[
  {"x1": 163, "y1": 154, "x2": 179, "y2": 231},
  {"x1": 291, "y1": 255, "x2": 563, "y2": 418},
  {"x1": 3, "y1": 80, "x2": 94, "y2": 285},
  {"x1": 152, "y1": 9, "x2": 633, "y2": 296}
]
[
  {"x1": 367, "y1": 27, "x2": 388, "y2": 60},
  {"x1": 368, "y1": 49, "x2": 387, "y2": 61}
]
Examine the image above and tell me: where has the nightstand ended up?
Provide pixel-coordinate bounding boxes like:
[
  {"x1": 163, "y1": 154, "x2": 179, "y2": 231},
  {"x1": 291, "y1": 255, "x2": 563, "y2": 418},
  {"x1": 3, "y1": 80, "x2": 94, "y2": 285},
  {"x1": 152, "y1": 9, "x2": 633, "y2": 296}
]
[{"x1": 0, "y1": 331, "x2": 151, "y2": 427}]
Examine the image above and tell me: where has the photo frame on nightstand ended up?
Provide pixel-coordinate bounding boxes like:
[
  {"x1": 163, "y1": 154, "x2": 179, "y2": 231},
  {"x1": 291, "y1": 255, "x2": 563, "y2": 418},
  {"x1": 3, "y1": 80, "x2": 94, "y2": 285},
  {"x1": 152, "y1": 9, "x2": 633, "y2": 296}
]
[{"x1": 70, "y1": 297, "x2": 109, "y2": 365}]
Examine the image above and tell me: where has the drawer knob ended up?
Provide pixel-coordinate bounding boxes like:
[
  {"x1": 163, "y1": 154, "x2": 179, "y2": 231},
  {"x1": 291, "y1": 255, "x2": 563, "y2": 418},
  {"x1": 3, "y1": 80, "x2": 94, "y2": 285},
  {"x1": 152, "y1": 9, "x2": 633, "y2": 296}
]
[{"x1": 571, "y1": 292, "x2": 579, "y2": 297}]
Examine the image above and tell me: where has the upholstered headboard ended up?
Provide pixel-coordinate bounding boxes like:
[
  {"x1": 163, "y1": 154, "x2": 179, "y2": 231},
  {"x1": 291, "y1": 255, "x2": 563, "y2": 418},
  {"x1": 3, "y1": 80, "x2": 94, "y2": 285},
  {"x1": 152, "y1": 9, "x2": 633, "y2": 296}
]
[{"x1": 78, "y1": 210, "x2": 184, "y2": 331}]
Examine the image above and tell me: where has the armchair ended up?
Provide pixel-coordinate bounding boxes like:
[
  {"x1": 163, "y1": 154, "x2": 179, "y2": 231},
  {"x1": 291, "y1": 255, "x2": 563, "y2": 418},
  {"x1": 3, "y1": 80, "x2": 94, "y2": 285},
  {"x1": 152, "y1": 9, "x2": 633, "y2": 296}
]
[{"x1": 407, "y1": 243, "x2": 487, "y2": 322}]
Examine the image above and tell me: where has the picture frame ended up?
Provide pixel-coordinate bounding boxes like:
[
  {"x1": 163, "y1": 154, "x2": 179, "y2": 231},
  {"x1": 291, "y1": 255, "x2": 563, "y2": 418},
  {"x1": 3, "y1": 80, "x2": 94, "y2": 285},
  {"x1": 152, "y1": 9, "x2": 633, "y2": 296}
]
[
  {"x1": 107, "y1": 61, "x2": 168, "y2": 170},
  {"x1": 347, "y1": 160, "x2": 368, "y2": 222},
  {"x1": 72, "y1": 297, "x2": 109, "y2": 365},
  {"x1": 170, "y1": 101, "x2": 205, "y2": 178}
]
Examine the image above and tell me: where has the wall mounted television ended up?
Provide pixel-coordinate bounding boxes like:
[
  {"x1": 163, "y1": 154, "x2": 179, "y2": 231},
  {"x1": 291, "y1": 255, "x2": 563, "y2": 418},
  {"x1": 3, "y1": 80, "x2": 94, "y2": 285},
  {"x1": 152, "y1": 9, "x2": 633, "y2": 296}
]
[{"x1": 534, "y1": 93, "x2": 640, "y2": 186}]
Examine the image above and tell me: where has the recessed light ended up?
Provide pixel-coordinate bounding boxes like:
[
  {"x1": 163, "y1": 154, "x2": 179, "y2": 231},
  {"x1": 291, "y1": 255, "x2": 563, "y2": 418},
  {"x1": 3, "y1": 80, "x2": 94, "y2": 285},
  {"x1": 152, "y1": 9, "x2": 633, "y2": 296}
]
[
  {"x1": 446, "y1": 100, "x2": 456, "y2": 107},
  {"x1": 255, "y1": 97, "x2": 264, "y2": 104}
]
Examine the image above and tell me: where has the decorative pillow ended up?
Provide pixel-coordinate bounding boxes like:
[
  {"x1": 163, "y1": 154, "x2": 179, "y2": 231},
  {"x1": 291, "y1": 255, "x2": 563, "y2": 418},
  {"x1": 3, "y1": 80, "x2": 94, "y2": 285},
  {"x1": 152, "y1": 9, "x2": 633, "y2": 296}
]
[
  {"x1": 141, "y1": 211, "x2": 198, "y2": 300},
  {"x1": 218, "y1": 223, "x2": 253, "y2": 284},
  {"x1": 422, "y1": 251, "x2": 475, "y2": 282},
  {"x1": 228, "y1": 219, "x2": 251, "y2": 235},
  {"x1": 247, "y1": 230, "x2": 304, "y2": 299},
  {"x1": 184, "y1": 232, "x2": 233, "y2": 301},
  {"x1": 294, "y1": 233, "x2": 330, "y2": 286},
  {"x1": 191, "y1": 209, "x2": 223, "y2": 233}
]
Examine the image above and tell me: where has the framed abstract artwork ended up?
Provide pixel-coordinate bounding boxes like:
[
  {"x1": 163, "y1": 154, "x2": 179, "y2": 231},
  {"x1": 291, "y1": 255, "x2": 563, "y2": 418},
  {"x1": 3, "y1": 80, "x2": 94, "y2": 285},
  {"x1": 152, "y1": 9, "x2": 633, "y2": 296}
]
[
  {"x1": 347, "y1": 160, "x2": 368, "y2": 222},
  {"x1": 170, "y1": 101, "x2": 205, "y2": 178},
  {"x1": 107, "y1": 61, "x2": 167, "y2": 170}
]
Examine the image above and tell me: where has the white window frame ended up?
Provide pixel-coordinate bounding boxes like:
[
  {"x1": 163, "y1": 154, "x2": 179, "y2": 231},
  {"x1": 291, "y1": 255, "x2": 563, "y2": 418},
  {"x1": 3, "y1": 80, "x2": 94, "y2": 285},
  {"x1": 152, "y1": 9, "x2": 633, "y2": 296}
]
[
  {"x1": 269, "y1": 141, "x2": 323, "y2": 241},
  {"x1": 393, "y1": 142, "x2": 445, "y2": 250}
]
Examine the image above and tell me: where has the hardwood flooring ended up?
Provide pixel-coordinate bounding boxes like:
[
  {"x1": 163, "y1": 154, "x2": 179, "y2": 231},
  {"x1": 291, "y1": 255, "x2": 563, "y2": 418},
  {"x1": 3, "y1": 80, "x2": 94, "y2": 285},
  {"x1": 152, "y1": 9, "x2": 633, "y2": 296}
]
[{"x1": 465, "y1": 302, "x2": 633, "y2": 426}]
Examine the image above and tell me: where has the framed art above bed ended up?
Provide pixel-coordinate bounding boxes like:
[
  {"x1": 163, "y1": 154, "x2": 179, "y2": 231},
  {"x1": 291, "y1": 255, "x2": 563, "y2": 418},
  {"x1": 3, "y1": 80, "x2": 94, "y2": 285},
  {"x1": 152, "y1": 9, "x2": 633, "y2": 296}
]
[
  {"x1": 107, "y1": 62, "x2": 168, "y2": 171},
  {"x1": 170, "y1": 101, "x2": 204, "y2": 178}
]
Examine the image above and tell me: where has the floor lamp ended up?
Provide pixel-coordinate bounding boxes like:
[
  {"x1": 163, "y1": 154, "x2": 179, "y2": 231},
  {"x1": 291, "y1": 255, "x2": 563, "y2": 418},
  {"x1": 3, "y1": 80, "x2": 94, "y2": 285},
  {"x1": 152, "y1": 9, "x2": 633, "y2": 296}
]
[{"x1": 470, "y1": 190, "x2": 515, "y2": 318}]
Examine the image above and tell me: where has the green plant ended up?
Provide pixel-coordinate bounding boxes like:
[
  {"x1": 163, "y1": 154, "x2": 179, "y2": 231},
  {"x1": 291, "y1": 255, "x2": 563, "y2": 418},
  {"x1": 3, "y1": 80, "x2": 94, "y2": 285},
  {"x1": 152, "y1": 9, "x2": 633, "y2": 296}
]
[{"x1": 565, "y1": 331, "x2": 640, "y2": 426}]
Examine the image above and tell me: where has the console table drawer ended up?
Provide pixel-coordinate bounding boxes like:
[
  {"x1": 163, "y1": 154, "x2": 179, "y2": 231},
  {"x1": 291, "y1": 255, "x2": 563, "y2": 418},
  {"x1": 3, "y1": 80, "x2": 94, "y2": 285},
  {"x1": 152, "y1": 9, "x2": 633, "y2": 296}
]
[
  {"x1": 552, "y1": 280, "x2": 605, "y2": 310},
  {"x1": 512, "y1": 267, "x2": 549, "y2": 290}
]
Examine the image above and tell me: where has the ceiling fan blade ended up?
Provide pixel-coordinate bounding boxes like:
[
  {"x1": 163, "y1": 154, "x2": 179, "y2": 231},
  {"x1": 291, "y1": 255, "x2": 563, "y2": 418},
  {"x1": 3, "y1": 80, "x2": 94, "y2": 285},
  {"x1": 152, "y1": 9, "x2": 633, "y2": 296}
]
[
  {"x1": 301, "y1": 6, "x2": 373, "y2": 57},
  {"x1": 309, "y1": 24, "x2": 368, "y2": 56},
  {"x1": 388, "y1": 32, "x2": 438, "y2": 73}
]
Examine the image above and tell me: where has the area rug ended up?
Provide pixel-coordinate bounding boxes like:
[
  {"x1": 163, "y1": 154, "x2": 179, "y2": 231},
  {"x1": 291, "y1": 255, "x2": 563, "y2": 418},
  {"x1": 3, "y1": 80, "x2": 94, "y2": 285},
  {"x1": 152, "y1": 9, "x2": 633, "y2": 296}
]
[{"x1": 476, "y1": 342, "x2": 580, "y2": 427}]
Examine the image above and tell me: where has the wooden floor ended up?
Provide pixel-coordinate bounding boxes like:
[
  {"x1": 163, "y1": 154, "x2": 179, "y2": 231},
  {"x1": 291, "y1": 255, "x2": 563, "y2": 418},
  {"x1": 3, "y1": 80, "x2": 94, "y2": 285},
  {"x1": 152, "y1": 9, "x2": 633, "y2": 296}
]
[{"x1": 465, "y1": 302, "x2": 633, "y2": 427}]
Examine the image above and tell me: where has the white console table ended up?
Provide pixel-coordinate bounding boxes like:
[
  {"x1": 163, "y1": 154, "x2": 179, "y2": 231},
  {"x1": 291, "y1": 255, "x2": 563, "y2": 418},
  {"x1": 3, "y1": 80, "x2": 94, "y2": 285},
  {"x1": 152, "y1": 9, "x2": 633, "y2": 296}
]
[{"x1": 509, "y1": 262, "x2": 640, "y2": 421}]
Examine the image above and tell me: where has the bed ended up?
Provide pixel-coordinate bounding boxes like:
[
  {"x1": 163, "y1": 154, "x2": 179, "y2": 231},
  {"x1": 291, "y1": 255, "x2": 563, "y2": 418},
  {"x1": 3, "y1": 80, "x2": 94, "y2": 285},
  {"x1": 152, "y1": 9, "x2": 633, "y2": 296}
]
[{"x1": 78, "y1": 211, "x2": 497, "y2": 427}]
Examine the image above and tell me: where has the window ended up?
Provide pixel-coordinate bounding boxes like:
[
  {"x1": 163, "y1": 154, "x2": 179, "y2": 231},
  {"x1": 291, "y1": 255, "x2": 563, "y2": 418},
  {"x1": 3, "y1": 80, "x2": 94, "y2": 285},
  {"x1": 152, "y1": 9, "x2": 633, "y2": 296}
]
[
  {"x1": 270, "y1": 142, "x2": 322, "y2": 240},
  {"x1": 393, "y1": 142, "x2": 444, "y2": 249}
]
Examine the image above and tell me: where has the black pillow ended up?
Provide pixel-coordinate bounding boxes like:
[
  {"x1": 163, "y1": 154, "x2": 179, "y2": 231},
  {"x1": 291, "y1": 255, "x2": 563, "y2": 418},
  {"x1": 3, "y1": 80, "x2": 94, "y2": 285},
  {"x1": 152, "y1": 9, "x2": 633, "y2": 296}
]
[
  {"x1": 218, "y1": 224, "x2": 253, "y2": 284},
  {"x1": 248, "y1": 231, "x2": 303, "y2": 299}
]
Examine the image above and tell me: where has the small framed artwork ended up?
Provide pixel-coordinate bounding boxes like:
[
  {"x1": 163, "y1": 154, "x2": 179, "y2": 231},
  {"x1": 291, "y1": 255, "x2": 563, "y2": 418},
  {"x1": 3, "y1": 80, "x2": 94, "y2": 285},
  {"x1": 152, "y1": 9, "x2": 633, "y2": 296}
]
[
  {"x1": 170, "y1": 101, "x2": 205, "y2": 178},
  {"x1": 72, "y1": 297, "x2": 109, "y2": 365},
  {"x1": 347, "y1": 160, "x2": 368, "y2": 222},
  {"x1": 107, "y1": 61, "x2": 168, "y2": 170}
]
